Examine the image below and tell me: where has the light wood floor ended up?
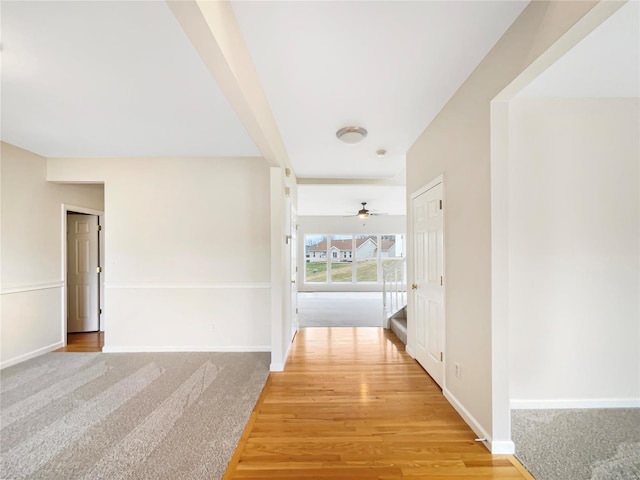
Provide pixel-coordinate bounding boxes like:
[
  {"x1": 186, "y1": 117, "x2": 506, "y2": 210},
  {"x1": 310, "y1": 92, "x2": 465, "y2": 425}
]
[
  {"x1": 54, "y1": 331, "x2": 103, "y2": 352},
  {"x1": 224, "y1": 328, "x2": 533, "y2": 480}
]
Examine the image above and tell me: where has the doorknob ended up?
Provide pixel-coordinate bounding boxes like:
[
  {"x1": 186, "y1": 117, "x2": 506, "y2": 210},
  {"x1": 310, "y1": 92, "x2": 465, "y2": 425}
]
[
  {"x1": 291, "y1": 280, "x2": 296, "y2": 284},
  {"x1": 411, "y1": 283, "x2": 418, "y2": 290}
]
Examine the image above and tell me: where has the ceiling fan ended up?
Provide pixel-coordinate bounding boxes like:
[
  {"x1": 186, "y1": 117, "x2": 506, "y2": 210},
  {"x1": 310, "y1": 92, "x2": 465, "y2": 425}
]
[{"x1": 345, "y1": 202, "x2": 388, "y2": 219}]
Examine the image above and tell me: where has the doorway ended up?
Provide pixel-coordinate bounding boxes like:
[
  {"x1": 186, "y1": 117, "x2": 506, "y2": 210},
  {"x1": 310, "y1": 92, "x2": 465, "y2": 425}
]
[{"x1": 64, "y1": 205, "x2": 104, "y2": 351}]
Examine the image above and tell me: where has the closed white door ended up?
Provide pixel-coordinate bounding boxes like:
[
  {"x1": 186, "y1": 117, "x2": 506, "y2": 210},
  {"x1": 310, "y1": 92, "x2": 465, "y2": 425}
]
[
  {"x1": 412, "y1": 183, "x2": 444, "y2": 387},
  {"x1": 67, "y1": 214, "x2": 100, "y2": 333}
]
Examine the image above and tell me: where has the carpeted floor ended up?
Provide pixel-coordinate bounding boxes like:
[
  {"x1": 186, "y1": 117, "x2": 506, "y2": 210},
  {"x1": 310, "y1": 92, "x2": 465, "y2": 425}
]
[
  {"x1": 512, "y1": 408, "x2": 640, "y2": 480},
  {"x1": 0, "y1": 351, "x2": 270, "y2": 480},
  {"x1": 298, "y1": 292, "x2": 383, "y2": 328}
]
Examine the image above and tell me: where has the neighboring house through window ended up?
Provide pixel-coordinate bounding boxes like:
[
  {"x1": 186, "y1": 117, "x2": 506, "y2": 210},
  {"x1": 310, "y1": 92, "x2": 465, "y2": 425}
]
[{"x1": 305, "y1": 234, "x2": 404, "y2": 284}]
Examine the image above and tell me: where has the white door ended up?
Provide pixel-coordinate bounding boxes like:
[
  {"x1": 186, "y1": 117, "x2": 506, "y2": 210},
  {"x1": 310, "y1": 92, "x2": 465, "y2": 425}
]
[
  {"x1": 67, "y1": 214, "x2": 100, "y2": 333},
  {"x1": 412, "y1": 182, "x2": 444, "y2": 387},
  {"x1": 290, "y1": 205, "x2": 299, "y2": 336}
]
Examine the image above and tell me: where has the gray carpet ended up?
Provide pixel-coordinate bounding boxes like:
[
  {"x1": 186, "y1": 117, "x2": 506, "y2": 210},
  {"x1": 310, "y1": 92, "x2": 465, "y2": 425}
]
[
  {"x1": 0, "y1": 351, "x2": 270, "y2": 480},
  {"x1": 298, "y1": 292, "x2": 383, "y2": 328},
  {"x1": 512, "y1": 408, "x2": 640, "y2": 480}
]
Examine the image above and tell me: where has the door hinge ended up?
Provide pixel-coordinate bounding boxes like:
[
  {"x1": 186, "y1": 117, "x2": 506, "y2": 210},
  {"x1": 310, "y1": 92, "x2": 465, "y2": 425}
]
[
  {"x1": 99, "y1": 308, "x2": 103, "y2": 315},
  {"x1": 440, "y1": 276, "x2": 443, "y2": 286},
  {"x1": 97, "y1": 266, "x2": 102, "y2": 273},
  {"x1": 97, "y1": 225, "x2": 102, "y2": 231},
  {"x1": 296, "y1": 308, "x2": 298, "y2": 314},
  {"x1": 440, "y1": 352, "x2": 444, "y2": 362},
  {"x1": 439, "y1": 199, "x2": 443, "y2": 210}
]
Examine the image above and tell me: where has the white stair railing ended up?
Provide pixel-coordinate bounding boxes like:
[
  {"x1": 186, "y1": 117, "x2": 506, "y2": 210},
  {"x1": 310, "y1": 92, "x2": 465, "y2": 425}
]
[{"x1": 382, "y1": 258, "x2": 407, "y2": 327}]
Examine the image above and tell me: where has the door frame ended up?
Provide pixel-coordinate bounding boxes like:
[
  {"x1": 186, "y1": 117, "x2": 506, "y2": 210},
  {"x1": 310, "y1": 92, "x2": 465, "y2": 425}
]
[
  {"x1": 408, "y1": 175, "x2": 445, "y2": 388},
  {"x1": 290, "y1": 203, "x2": 299, "y2": 337},
  {"x1": 61, "y1": 204, "x2": 104, "y2": 345}
]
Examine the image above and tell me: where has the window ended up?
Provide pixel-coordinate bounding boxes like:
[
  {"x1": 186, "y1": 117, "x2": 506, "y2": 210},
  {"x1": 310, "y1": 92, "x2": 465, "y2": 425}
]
[
  {"x1": 381, "y1": 234, "x2": 405, "y2": 268},
  {"x1": 304, "y1": 233, "x2": 405, "y2": 284},
  {"x1": 305, "y1": 235, "x2": 327, "y2": 283},
  {"x1": 330, "y1": 235, "x2": 351, "y2": 283},
  {"x1": 385, "y1": 234, "x2": 404, "y2": 256},
  {"x1": 355, "y1": 235, "x2": 378, "y2": 282}
]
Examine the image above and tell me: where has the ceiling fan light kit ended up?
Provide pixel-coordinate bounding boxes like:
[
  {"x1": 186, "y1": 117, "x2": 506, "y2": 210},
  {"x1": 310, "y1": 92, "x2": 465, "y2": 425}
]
[
  {"x1": 358, "y1": 206, "x2": 370, "y2": 219},
  {"x1": 343, "y1": 202, "x2": 390, "y2": 218},
  {"x1": 336, "y1": 126, "x2": 367, "y2": 144}
]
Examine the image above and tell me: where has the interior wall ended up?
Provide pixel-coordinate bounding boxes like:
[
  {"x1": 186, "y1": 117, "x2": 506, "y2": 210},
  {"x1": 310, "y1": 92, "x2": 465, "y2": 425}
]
[
  {"x1": 270, "y1": 169, "x2": 298, "y2": 371},
  {"x1": 269, "y1": 167, "x2": 285, "y2": 369},
  {"x1": 283, "y1": 173, "x2": 299, "y2": 369},
  {"x1": 0, "y1": 143, "x2": 104, "y2": 367},
  {"x1": 47, "y1": 156, "x2": 271, "y2": 352},
  {"x1": 508, "y1": 98, "x2": 640, "y2": 407},
  {"x1": 297, "y1": 215, "x2": 406, "y2": 292},
  {"x1": 406, "y1": 0, "x2": 599, "y2": 450}
]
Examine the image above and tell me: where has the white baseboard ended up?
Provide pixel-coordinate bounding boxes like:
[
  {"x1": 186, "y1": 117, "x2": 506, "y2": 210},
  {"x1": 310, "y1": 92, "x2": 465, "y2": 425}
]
[
  {"x1": 1, "y1": 341, "x2": 64, "y2": 369},
  {"x1": 443, "y1": 388, "x2": 491, "y2": 451},
  {"x1": 269, "y1": 361, "x2": 284, "y2": 371},
  {"x1": 405, "y1": 345, "x2": 415, "y2": 358},
  {"x1": 105, "y1": 282, "x2": 270, "y2": 289},
  {"x1": 102, "y1": 345, "x2": 271, "y2": 353},
  {"x1": 444, "y1": 388, "x2": 515, "y2": 454},
  {"x1": 511, "y1": 398, "x2": 640, "y2": 409},
  {"x1": 490, "y1": 440, "x2": 516, "y2": 454},
  {"x1": 270, "y1": 335, "x2": 295, "y2": 372}
]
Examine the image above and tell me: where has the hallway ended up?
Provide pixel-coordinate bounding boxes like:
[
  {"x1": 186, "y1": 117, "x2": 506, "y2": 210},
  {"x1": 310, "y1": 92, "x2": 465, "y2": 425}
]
[
  {"x1": 298, "y1": 292, "x2": 383, "y2": 328},
  {"x1": 224, "y1": 327, "x2": 532, "y2": 479}
]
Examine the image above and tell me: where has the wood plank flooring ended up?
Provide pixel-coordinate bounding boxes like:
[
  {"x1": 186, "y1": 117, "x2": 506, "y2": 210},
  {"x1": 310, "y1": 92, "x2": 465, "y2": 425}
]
[
  {"x1": 224, "y1": 327, "x2": 533, "y2": 480},
  {"x1": 54, "y1": 331, "x2": 103, "y2": 352}
]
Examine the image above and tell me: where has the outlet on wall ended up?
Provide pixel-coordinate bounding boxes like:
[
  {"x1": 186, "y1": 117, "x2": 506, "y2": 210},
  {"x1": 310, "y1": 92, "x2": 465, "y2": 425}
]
[{"x1": 454, "y1": 363, "x2": 461, "y2": 379}]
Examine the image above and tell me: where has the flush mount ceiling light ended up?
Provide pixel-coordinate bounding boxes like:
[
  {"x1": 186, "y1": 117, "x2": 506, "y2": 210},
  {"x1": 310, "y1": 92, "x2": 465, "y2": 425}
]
[{"x1": 336, "y1": 126, "x2": 367, "y2": 144}]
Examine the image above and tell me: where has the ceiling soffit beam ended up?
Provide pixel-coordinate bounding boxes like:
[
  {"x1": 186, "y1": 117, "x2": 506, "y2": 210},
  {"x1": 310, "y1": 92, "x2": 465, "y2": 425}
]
[
  {"x1": 167, "y1": 1, "x2": 291, "y2": 172},
  {"x1": 297, "y1": 178, "x2": 406, "y2": 186}
]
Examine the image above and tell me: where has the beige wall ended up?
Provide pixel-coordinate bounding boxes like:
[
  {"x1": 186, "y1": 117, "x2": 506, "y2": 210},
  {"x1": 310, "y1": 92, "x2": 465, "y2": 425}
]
[
  {"x1": 406, "y1": 1, "x2": 603, "y2": 451},
  {"x1": 47, "y1": 156, "x2": 272, "y2": 352},
  {"x1": 508, "y1": 98, "x2": 640, "y2": 406},
  {"x1": 1, "y1": 143, "x2": 104, "y2": 367}
]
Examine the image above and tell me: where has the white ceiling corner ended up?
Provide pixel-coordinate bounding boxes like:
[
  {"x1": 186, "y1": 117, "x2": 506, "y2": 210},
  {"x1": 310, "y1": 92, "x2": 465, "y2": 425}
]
[
  {"x1": 0, "y1": 1, "x2": 259, "y2": 157},
  {"x1": 517, "y1": 1, "x2": 639, "y2": 98}
]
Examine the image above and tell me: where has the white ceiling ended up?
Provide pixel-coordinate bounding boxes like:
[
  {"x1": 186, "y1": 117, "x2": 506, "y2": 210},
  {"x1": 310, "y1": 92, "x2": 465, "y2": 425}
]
[
  {"x1": 1, "y1": 0, "x2": 527, "y2": 168},
  {"x1": 518, "y1": 0, "x2": 639, "y2": 98},
  {"x1": 231, "y1": 0, "x2": 528, "y2": 180},
  {"x1": 10, "y1": 1, "x2": 633, "y2": 217},
  {"x1": 297, "y1": 184, "x2": 406, "y2": 217},
  {"x1": 1, "y1": 1, "x2": 259, "y2": 157}
]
